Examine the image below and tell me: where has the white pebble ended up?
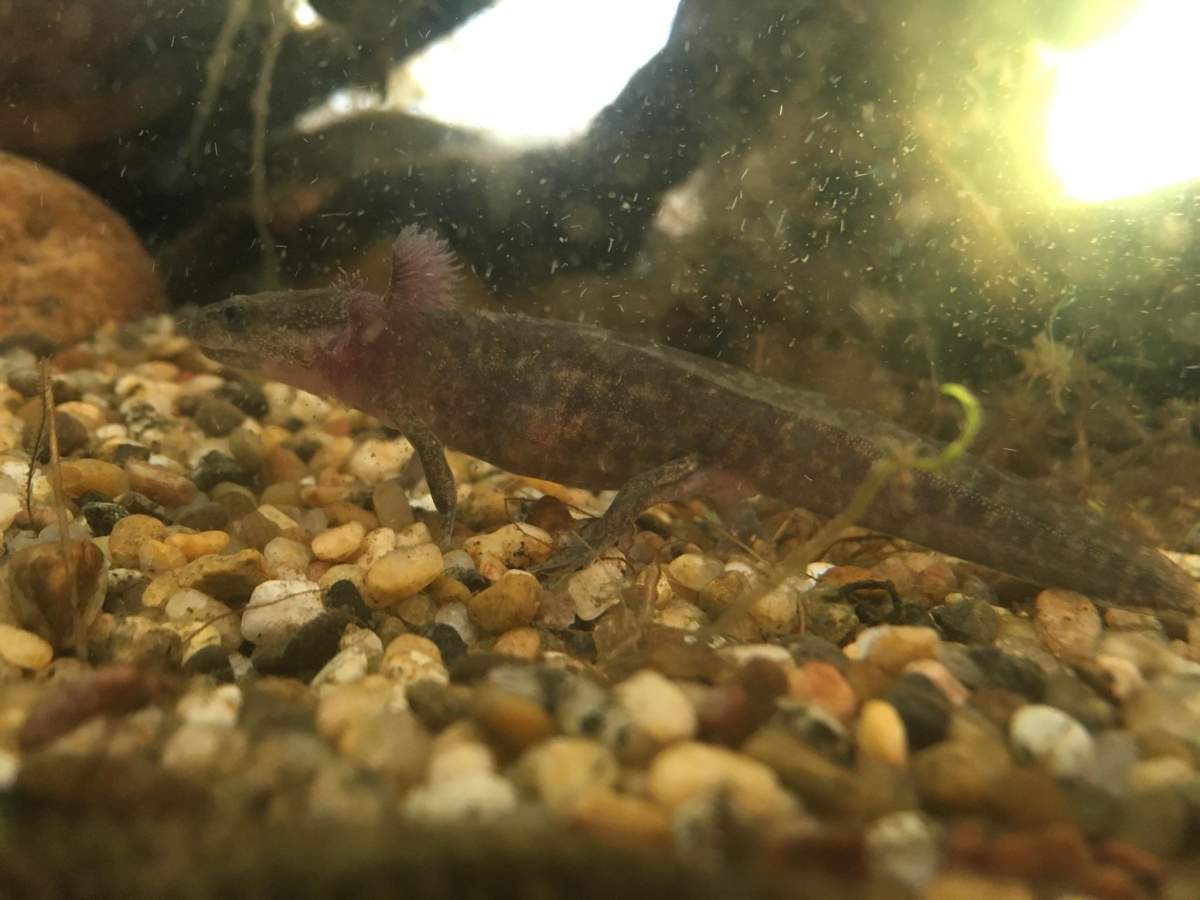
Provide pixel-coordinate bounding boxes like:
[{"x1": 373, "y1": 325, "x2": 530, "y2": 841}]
[
  {"x1": 568, "y1": 558, "x2": 627, "y2": 621},
  {"x1": 241, "y1": 579, "x2": 325, "y2": 644},
  {"x1": 1009, "y1": 704, "x2": 1096, "y2": 779},
  {"x1": 615, "y1": 669, "x2": 697, "y2": 744},
  {"x1": 349, "y1": 437, "x2": 415, "y2": 483}
]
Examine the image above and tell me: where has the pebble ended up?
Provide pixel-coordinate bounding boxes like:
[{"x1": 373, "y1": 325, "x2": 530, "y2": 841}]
[
  {"x1": 338, "y1": 710, "x2": 431, "y2": 788},
  {"x1": 493, "y1": 627, "x2": 541, "y2": 659},
  {"x1": 137, "y1": 539, "x2": 187, "y2": 575},
  {"x1": 614, "y1": 669, "x2": 697, "y2": 744},
  {"x1": 904, "y1": 659, "x2": 970, "y2": 706},
  {"x1": 312, "y1": 645, "x2": 370, "y2": 687},
  {"x1": 468, "y1": 570, "x2": 541, "y2": 633},
  {"x1": 192, "y1": 451, "x2": 254, "y2": 492},
  {"x1": 311, "y1": 520, "x2": 365, "y2": 562},
  {"x1": 251, "y1": 609, "x2": 349, "y2": 677},
  {"x1": 81, "y1": 501, "x2": 128, "y2": 536},
  {"x1": 141, "y1": 548, "x2": 269, "y2": 608},
  {"x1": 787, "y1": 660, "x2": 858, "y2": 721},
  {"x1": 125, "y1": 460, "x2": 197, "y2": 508},
  {"x1": 396, "y1": 593, "x2": 436, "y2": 629},
  {"x1": 866, "y1": 811, "x2": 942, "y2": 891},
  {"x1": 263, "y1": 537, "x2": 313, "y2": 578},
  {"x1": 240, "y1": 580, "x2": 326, "y2": 645},
  {"x1": 1034, "y1": 588, "x2": 1102, "y2": 659},
  {"x1": 60, "y1": 459, "x2": 129, "y2": 500},
  {"x1": 472, "y1": 687, "x2": 555, "y2": 756},
  {"x1": 931, "y1": 595, "x2": 999, "y2": 644},
  {"x1": 348, "y1": 437, "x2": 414, "y2": 484},
  {"x1": 750, "y1": 576, "x2": 807, "y2": 635},
  {"x1": 364, "y1": 543, "x2": 444, "y2": 607},
  {"x1": 667, "y1": 553, "x2": 724, "y2": 592},
  {"x1": 165, "y1": 529, "x2": 231, "y2": 561},
  {"x1": 515, "y1": 736, "x2": 618, "y2": 812},
  {"x1": 649, "y1": 741, "x2": 796, "y2": 821},
  {"x1": 463, "y1": 523, "x2": 553, "y2": 569},
  {"x1": 885, "y1": 674, "x2": 951, "y2": 749},
  {"x1": 1009, "y1": 704, "x2": 1096, "y2": 779},
  {"x1": 192, "y1": 396, "x2": 247, "y2": 437},
  {"x1": 240, "y1": 504, "x2": 306, "y2": 549},
  {"x1": 433, "y1": 602, "x2": 477, "y2": 646},
  {"x1": 163, "y1": 588, "x2": 241, "y2": 651},
  {"x1": 568, "y1": 558, "x2": 627, "y2": 621},
  {"x1": 405, "y1": 770, "x2": 518, "y2": 823},
  {"x1": 857, "y1": 700, "x2": 908, "y2": 767},
  {"x1": 0, "y1": 623, "x2": 54, "y2": 670},
  {"x1": 1123, "y1": 674, "x2": 1200, "y2": 746},
  {"x1": 863, "y1": 625, "x2": 941, "y2": 672},
  {"x1": 372, "y1": 479, "x2": 414, "y2": 531},
  {"x1": 109, "y1": 513, "x2": 166, "y2": 568},
  {"x1": 176, "y1": 684, "x2": 243, "y2": 728},
  {"x1": 382, "y1": 634, "x2": 448, "y2": 687},
  {"x1": 911, "y1": 739, "x2": 1012, "y2": 811}
]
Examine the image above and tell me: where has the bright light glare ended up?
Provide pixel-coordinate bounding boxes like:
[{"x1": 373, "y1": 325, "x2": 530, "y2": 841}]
[
  {"x1": 1045, "y1": 0, "x2": 1200, "y2": 202},
  {"x1": 289, "y1": 0, "x2": 322, "y2": 31},
  {"x1": 392, "y1": 0, "x2": 681, "y2": 146}
]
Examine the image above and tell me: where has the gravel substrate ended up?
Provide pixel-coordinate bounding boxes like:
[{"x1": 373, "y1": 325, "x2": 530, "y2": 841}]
[{"x1": 0, "y1": 315, "x2": 1198, "y2": 899}]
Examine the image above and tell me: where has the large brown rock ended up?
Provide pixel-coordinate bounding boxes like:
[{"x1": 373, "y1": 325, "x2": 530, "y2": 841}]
[{"x1": 0, "y1": 152, "x2": 165, "y2": 345}]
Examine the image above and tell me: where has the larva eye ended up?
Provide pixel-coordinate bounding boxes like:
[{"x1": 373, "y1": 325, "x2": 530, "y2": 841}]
[{"x1": 220, "y1": 303, "x2": 248, "y2": 331}]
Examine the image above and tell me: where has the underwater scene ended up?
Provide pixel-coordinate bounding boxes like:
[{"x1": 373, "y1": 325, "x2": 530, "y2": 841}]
[{"x1": 0, "y1": 0, "x2": 1198, "y2": 896}]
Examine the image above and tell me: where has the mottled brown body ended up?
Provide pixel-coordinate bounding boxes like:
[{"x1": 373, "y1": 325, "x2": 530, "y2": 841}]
[{"x1": 179, "y1": 230, "x2": 1199, "y2": 613}]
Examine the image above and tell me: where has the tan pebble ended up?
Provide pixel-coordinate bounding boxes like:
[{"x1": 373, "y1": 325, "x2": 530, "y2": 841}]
[
  {"x1": 323, "y1": 500, "x2": 378, "y2": 532},
  {"x1": 125, "y1": 460, "x2": 197, "y2": 507},
  {"x1": 318, "y1": 563, "x2": 366, "y2": 591},
  {"x1": 263, "y1": 536, "x2": 312, "y2": 576},
  {"x1": 240, "y1": 503, "x2": 305, "y2": 548},
  {"x1": 429, "y1": 575, "x2": 472, "y2": 606},
  {"x1": 348, "y1": 437, "x2": 415, "y2": 484},
  {"x1": 468, "y1": 570, "x2": 540, "y2": 633},
  {"x1": 60, "y1": 458, "x2": 129, "y2": 500},
  {"x1": 614, "y1": 669, "x2": 697, "y2": 744},
  {"x1": 475, "y1": 553, "x2": 508, "y2": 582},
  {"x1": 515, "y1": 737, "x2": 617, "y2": 812},
  {"x1": 0, "y1": 623, "x2": 54, "y2": 670},
  {"x1": 647, "y1": 741, "x2": 794, "y2": 820},
  {"x1": 568, "y1": 558, "x2": 627, "y2": 621},
  {"x1": 1127, "y1": 755, "x2": 1194, "y2": 791},
  {"x1": 309, "y1": 435, "x2": 355, "y2": 472},
  {"x1": 394, "y1": 522, "x2": 434, "y2": 548},
  {"x1": 654, "y1": 600, "x2": 706, "y2": 631},
  {"x1": 472, "y1": 687, "x2": 555, "y2": 756},
  {"x1": 261, "y1": 444, "x2": 308, "y2": 483},
  {"x1": 141, "y1": 548, "x2": 268, "y2": 608},
  {"x1": 300, "y1": 484, "x2": 347, "y2": 506},
  {"x1": 857, "y1": 699, "x2": 907, "y2": 767},
  {"x1": 788, "y1": 660, "x2": 858, "y2": 721},
  {"x1": 312, "y1": 520, "x2": 366, "y2": 562},
  {"x1": 923, "y1": 872, "x2": 1033, "y2": 900},
  {"x1": 493, "y1": 626, "x2": 541, "y2": 659},
  {"x1": 570, "y1": 787, "x2": 671, "y2": 846},
  {"x1": 463, "y1": 523, "x2": 553, "y2": 569},
  {"x1": 365, "y1": 544, "x2": 443, "y2": 607},
  {"x1": 1034, "y1": 588, "x2": 1101, "y2": 660},
  {"x1": 396, "y1": 593, "x2": 437, "y2": 629},
  {"x1": 356, "y1": 527, "x2": 397, "y2": 568},
  {"x1": 867, "y1": 625, "x2": 940, "y2": 672},
  {"x1": 260, "y1": 481, "x2": 302, "y2": 508},
  {"x1": 109, "y1": 514, "x2": 167, "y2": 568},
  {"x1": 1093, "y1": 654, "x2": 1145, "y2": 699},
  {"x1": 667, "y1": 553, "x2": 724, "y2": 592},
  {"x1": 138, "y1": 539, "x2": 188, "y2": 575},
  {"x1": 56, "y1": 401, "x2": 107, "y2": 430},
  {"x1": 164, "y1": 530, "x2": 230, "y2": 561},
  {"x1": 315, "y1": 677, "x2": 396, "y2": 742},
  {"x1": 384, "y1": 633, "x2": 443, "y2": 665},
  {"x1": 750, "y1": 577, "x2": 805, "y2": 635}
]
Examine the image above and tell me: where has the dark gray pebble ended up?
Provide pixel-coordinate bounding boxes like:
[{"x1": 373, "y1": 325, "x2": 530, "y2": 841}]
[
  {"x1": 82, "y1": 501, "x2": 129, "y2": 536},
  {"x1": 932, "y1": 597, "x2": 999, "y2": 644},
  {"x1": 192, "y1": 451, "x2": 256, "y2": 492},
  {"x1": 885, "y1": 673, "x2": 950, "y2": 750},
  {"x1": 192, "y1": 397, "x2": 248, "y2": 437}
]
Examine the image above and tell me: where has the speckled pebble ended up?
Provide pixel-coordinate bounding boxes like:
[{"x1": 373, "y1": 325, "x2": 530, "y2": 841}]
[
  {"x1": 1034, "y1": 588, "x2": 1102, "y2": 660},
  {"x1": 137, "y1": 539, "x2": 187, "y2": 575},
  {"x1": 515, "y1": 736, "x2": 617, "y2": 812},
  {"x1": 348, "y1": 437, "x2": 414, "y2": 484},
  {"x1": 1009, "y1": 703, "x2": 1096, "y2": 779},
  {"x1": 109, "y1": 513, "x2": 166, "y2": 568},
  {"x1": 463, "y1": 523, "x2": 553, "y2": 569}
]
